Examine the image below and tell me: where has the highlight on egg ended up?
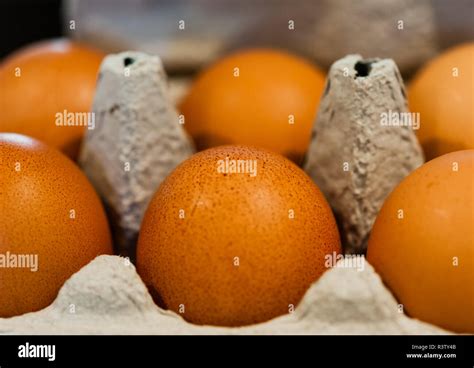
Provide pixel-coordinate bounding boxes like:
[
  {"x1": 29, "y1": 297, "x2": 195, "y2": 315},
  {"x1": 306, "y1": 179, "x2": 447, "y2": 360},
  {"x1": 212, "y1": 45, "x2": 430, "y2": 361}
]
[
  {"x1": 137, "y1": 145, "x2": 341, "y2": 326},
  {"x1": 0, "y1": 133, "x2": 113, "y2": 317},
  {"x1": 367, "y1": 150, "x2": 474, "y2": 333}
]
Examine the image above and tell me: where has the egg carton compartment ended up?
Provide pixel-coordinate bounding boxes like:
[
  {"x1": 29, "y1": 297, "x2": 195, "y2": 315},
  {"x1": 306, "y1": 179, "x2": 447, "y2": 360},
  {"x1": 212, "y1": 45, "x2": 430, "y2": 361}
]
[{"x1": 0, "y1": 255, "x2": 450, "y2": 334}]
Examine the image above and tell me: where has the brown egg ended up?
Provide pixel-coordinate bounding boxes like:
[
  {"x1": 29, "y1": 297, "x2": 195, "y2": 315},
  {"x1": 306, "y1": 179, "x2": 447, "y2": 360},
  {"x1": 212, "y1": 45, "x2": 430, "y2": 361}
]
[
  {"x1": 0, "y1": 133, "x2": 113, "y2": 317},
  {"x1": 179, "y1": 49, "x2": 326, "y2": 163},
  {"x1": 409, "y1": 43, "x2": 474, "y2": 160},
  {"x1": 367, "y1": 150, "x2": 474, "y2": 333},
  {"x1": 0, "y1": 39, "x2": 104, "y2": 159},
  {"x1": 137, "y1": 145, "x2": 341, "y2": 326}
]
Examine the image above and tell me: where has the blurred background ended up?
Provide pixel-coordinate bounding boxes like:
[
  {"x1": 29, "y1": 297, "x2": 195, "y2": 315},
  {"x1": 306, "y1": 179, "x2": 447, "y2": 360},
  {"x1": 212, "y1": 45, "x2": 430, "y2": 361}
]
[{"x1": 1, "y1": 0, "x2": 473, "y2": 78}]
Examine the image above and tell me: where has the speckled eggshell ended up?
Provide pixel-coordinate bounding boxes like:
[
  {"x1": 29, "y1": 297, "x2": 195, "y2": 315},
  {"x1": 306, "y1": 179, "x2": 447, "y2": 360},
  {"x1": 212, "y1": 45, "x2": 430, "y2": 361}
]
[
  {"x1": 368, "y1": 150, "x2": 474, "y2": 333},
  {"x1": 137, "y1": 145, "x2": 341, "y2": 326},
  {"x1": 0, "y1": 133, "x2": 113, "y2": 317}
]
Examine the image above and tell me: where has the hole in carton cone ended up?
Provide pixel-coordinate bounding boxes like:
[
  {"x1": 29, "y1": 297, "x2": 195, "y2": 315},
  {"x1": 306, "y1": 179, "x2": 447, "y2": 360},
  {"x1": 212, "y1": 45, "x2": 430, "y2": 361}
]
[{"x1": 354, "y1": 61, "x2": 373, "y2": 77}]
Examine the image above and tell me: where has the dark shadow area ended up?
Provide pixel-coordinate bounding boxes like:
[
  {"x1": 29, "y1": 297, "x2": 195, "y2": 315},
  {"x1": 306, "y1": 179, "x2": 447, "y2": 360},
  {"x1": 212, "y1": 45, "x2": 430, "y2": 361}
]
[{"x1": 0, "y1": 0, "x2": 63, "y2": 59}]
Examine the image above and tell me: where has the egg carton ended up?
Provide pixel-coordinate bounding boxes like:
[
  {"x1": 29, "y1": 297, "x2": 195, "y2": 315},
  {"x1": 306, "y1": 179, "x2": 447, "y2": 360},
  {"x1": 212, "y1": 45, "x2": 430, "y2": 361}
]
[
  {"x1": 0, "y1": 50, "x2": 451, "y2": 334},
  {"x1": 0, "y1": 255, "x2": 449, "y2": 334}
]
